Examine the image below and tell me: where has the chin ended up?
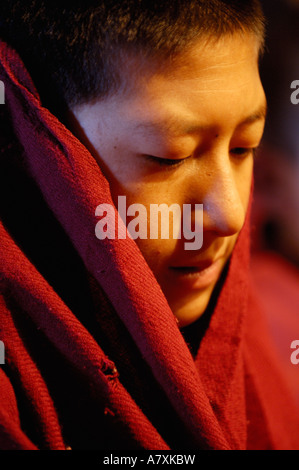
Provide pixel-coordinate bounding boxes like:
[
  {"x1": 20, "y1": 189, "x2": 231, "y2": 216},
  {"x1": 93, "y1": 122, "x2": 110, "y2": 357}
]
[{"x1": 171, "y1": 289, "x2": 213, "y2": 328}]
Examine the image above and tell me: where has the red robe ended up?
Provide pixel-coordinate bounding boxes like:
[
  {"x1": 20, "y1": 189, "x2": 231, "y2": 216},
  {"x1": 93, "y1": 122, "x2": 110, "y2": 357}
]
[{"x1": 0, "y1": 40, "x2": 299, "y2": 450}]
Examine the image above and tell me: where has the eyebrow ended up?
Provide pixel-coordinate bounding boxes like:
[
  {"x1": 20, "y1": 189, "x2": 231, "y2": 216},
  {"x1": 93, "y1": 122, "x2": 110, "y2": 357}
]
[
  {"x1": 134, "y1": 103, "x2": 267, "y2": 137},
  {"x1": 237, "y1": 103, "x2": 267, "y2": 127}
]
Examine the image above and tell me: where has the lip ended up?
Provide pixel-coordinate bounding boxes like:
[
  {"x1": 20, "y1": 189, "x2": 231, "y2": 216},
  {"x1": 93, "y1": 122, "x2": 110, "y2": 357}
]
[{"x1": 169, "y1": 258, "x2": 223, "y2": 290}]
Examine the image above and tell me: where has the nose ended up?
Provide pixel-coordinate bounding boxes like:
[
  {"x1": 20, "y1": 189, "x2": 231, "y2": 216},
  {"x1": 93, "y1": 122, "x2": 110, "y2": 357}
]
[{"x1": 201, "y1": 156, "x2": 249, "y2": 237}]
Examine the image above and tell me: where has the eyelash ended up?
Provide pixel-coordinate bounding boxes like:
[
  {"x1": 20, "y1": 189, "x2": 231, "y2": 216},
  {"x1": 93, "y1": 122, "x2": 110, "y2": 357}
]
[
  {"x1": 145, "y1": 147, "x2": 258, "y2": 168},
  {"x1": 230, "y1": 147, "x2": 258, "y2": 158},
  {"x1": 144, "y1": 155, "x2": 190, "y2": 167}
]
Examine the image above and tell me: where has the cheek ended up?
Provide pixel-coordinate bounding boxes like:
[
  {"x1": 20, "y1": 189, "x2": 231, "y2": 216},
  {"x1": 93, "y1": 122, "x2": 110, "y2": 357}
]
[
  {"x1": 235, "y1": 157, "x2": 254, "y2": 210},
  {"x1": 134, "y1": 238, "x2": 177, "y2": 279},
  {"x1": 114, "y1": 182, "x2": 181, "y2": 261},
  {"x1": 106, "y1": 174, "x2": 185, "y2": 277}
]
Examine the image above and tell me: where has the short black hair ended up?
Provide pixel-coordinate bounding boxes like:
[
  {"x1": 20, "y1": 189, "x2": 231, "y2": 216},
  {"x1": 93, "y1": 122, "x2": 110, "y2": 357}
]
[{"x1": 0, "y1": 0, "x2": 265, "y2": 113}]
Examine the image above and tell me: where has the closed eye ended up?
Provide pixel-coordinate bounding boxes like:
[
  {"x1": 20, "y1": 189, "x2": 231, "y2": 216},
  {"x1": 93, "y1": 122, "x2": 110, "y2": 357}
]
[
  {"x1": 230, "y1": 147, "x2": 258, "y2": 158},
  {"x1": 144, "y1": 147, "x2": 258, "y2": 167},
  {"x1": 144, "y1": 154, "x2": 191, "y2": 167}
]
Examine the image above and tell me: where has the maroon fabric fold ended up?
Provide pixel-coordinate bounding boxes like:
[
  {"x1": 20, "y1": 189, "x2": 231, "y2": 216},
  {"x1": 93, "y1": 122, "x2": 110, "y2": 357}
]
[{"x1": 0, "y1": 40, "x2": 299, "y2": 450}]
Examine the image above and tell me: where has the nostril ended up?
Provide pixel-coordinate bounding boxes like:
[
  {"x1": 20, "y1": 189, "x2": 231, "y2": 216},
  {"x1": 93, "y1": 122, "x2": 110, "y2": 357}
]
[{"x1": 202, "y1": 194, "x2": 245, "y2": 236}]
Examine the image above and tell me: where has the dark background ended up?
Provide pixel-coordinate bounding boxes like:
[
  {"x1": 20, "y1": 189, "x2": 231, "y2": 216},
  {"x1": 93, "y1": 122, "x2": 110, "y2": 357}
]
[{"x1": 253, "y1": 0, "x2": 299, "y2": 266}]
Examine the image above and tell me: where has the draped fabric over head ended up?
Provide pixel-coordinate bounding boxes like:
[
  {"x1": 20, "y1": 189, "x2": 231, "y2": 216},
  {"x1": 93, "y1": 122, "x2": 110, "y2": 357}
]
[{"x1": 0, "y1": 41, "x2": 298, "y2": 450}]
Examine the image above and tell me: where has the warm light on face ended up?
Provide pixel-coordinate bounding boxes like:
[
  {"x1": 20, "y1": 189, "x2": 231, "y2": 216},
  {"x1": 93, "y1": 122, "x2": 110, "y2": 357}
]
[{"x1": 70, "y1": 33, "x2": 266, "y2": 327}]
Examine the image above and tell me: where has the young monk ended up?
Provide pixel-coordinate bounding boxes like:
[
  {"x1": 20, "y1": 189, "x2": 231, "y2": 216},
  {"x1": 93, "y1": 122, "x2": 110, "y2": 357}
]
[{"x1": 0, "y1": 0, "x2": 298, "y2": 450}]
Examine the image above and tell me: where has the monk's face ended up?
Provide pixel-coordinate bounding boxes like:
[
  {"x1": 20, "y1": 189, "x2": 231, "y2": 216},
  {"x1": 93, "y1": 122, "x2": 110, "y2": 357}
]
[{"x1": 71, "y1": 33, "x2": 266, "y2": 327}]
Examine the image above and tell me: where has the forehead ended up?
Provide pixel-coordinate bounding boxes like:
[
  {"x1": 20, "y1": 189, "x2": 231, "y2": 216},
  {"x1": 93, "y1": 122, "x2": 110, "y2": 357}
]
[
  {"x1": 72, "y1": 33, "x2": 266, "y2": 146},
  {"x1": 111, "y1": 33, "x2": 265, "y2": 134}
]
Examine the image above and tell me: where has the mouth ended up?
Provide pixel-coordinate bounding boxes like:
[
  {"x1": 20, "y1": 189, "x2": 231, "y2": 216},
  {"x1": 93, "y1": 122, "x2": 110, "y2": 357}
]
[{"x1": 169, "y1": 258, "x2": 223, "y2": 290}]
